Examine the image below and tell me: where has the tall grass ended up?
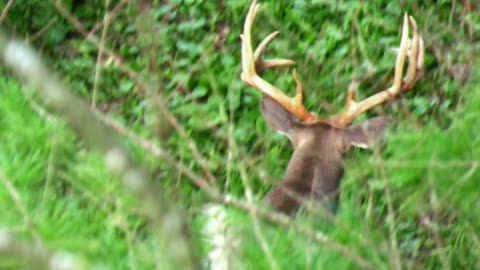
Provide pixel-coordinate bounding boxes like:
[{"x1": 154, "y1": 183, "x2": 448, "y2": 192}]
[{"x1": 0, "y1": 0, "x2": 478, "y2": 269}]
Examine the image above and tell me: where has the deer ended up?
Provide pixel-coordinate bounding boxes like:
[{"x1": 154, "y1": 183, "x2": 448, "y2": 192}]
[{"x1": 240, "y1": 0, "x2": 425, "y2": 216}]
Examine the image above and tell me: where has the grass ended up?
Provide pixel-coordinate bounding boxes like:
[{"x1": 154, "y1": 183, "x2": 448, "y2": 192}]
[{"x1": 0, "y1": 0, "x2": 479, "y2": 269}]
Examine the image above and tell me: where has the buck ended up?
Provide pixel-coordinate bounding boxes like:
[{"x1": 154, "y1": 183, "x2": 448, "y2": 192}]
[{"x1": 240, "y1": 1, "x2": 424, "y2": 215}]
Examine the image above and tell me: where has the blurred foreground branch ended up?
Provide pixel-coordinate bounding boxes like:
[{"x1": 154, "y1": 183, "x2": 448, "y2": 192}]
[
  {"x1": 0, "y1": 31, "x2": 201, "y2": 270},
  {"x1": 0, "y1": 229, "x2": 99, "y2": 270}
]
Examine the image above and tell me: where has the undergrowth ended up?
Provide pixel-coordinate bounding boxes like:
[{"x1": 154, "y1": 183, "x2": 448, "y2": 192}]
[{"x1": 0, "y1": 0, "x2": 479, "y2": 269}]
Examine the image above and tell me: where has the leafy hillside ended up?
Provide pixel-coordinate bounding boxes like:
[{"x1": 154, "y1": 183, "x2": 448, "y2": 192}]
[{"x1": 0, "y1": 0, "x2": 478, "y2": 269}]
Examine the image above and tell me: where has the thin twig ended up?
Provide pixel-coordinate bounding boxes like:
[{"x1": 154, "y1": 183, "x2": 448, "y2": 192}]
[
  {"x1": 89, "y1": 0, "x2": 126, "y2": 36},
  {"x1": 371, "y1": 159, "x2": 480, "y2": 168},
  {"x1": 91, "y1": 1, "x2": 111, "y2": 108},
  {"x1": 26, "y1": 18, "x2": 57, "y2": 44},
  {"x1": 234, "y1": 134, "x2": 279, "y2": 269},
  {"x1": 374, "y1": 149, "x2": 401, "y2": 270},
  {"x1": 0, "y1": 0, "x2": 14, "y2": 24},
  {"x1": 0, "y1": 169, "x2": 42, "y2": 244},
  {"x1": 222, "y1": 195, "x2": 376, "y2": 270},
  {"x1": 426, "y1": 165, "x2": 451, "y2": 270}
]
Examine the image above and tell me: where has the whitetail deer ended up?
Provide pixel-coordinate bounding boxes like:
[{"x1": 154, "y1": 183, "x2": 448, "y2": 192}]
[{"x1": 240, "y1": 0, "x2": 424, "y2": 215}]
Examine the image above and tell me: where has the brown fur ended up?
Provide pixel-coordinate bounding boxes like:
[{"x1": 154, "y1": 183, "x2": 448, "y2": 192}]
[{"x1": 261, "y1": 96, "x2": 388, "y2": 215}]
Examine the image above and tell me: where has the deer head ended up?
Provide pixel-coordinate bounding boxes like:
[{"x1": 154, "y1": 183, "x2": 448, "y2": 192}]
[{"x1": 240, "y1": 0, "x2": 424, "y2": 215}]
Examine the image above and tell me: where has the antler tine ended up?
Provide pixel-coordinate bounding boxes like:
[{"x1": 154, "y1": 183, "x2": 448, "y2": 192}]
[
  {"x1": 240, "y1": 0, "x2": 261, "y2": 80},
  {"x1": 254, "y1": 31, "x2": 279, "y2": 61},
  {"x1": 403, "y1": 16, "x2": 419, "y2": 84},
  {"x1": 402, "y1": 16, "x2": 425, "y2": 91},
  {"x1": 329, "y1": 14, "x2": 424, "y2": 127},
  {"x1": 254, "y1": 31, "x2": 296, "y2": 73},
  {"x1": 241, "y1": 0, "x2": 318, "y2": 122}
]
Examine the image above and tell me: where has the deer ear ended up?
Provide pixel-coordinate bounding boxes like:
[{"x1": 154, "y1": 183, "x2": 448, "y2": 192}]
[
  {"x1": 344, "y1": 116, "x2": 388, "y2": 149},
  {"x1": 260, "y1": 95, "x2": 299, "y2": 135}
]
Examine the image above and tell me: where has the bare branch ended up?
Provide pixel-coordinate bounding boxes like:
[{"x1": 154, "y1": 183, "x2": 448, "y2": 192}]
[{"x1": 0, "y1": 31, "x2": 202, "y2": 270}]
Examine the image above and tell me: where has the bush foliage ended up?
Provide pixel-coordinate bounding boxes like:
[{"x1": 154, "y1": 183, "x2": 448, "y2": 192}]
[{"x1": 0, "y1": 0, "x2": 479, "y2": 269}]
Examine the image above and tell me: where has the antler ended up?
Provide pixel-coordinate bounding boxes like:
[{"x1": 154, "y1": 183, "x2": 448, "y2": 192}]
[
  {"x1": 240, "y1": 0, "x2": 320, "y2": 123},
  {"x1": 330, "y1": 14, "x2": 425, "y2": 127},
  {"x1": 240, "y1": 0, "x2": 424, "y2": 128}
]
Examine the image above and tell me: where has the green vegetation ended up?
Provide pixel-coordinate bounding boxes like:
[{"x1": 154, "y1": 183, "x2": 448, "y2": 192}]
[{"x1": 0, "y1": 0, "x2": 479, "y2": 269}]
